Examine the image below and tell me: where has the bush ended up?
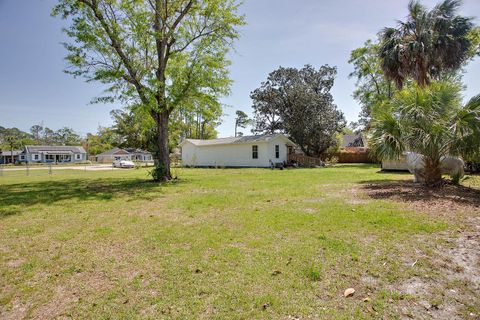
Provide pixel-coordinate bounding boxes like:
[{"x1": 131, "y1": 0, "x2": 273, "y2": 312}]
[
  {"x1": 149, "y1": 164, "x2": 169, "y2": 181},
  {"x1": 326, "y1": 156, "x2": 339, "y2": 166}
]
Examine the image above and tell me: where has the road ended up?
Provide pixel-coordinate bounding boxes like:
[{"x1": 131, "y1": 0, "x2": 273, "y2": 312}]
[{"x1": 0, "y1": 164, "x2": 122, "y2": 171}]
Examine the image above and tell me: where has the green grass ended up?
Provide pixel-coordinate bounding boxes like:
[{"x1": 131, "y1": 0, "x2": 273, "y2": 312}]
[{"x1": 0, "y1": 165, "x2": 472, "y2": 319}]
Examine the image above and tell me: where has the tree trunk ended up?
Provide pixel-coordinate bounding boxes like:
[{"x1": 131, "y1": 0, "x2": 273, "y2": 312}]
[
  {"x1": 423, "y1": 157, "x2": 442, "y2": 187},
  {"x1": 153, "y1": 110, "x2": 171, "y2": 181}
]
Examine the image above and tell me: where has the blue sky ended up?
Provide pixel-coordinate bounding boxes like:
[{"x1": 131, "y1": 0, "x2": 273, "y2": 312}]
[{"x1": 0, "y1": 0, "x2": 479, "y2": 138}]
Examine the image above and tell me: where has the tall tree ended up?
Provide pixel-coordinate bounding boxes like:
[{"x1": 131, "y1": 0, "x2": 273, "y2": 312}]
[
  {"x1": 53, "y1": 0, "x2": 244, "y2": 181},
  {"x1": 349, "y1": 40, "x2": 394, "y2": 129},
  {"x1": 370, "y1": 81, "x2": 480, "y2": 186},
  {"x1": 251, "y1": 65, "x2": 345, "y2": 156},
  {"x1": 53, "y1": 127, "x2": 82, "y2": 145},
  {"x1": 234, "y1": 110, "x2": 250, "y2": 137},
  {"x1": 30, "y1": 124, "x2": 44, "y2": 143},
  {"x1": 42, "y1": 127, "x2": 56, "y2": 145},
  {"x1": 379, "y1": 0, "x2": 475, "y2": 88}
]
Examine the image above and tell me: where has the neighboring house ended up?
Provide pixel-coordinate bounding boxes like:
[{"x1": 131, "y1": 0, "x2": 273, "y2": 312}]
[
  {"x1": 0, "y1": 150, "x2": 23, "y2": 164},
  {"x1": 124, "y1": 148, "x2": 153, "y2": 161},
  {"x1": 180, "y1": 134, "x2": 296, "y2": 167},
  {"x1": 95, "y1": 147, "x2": 152, "y2": 163},
  {"x1": 24, "y1": 145, "x2": 87, "y2": 163},
  {"x1": 341, "y1": 134, "x2": 368, "y2": 152}
]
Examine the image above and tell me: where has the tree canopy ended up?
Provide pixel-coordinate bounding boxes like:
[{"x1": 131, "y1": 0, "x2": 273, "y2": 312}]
[
  {"x1": 251, "y1": 65, "x2": 345, "y2": 156},
  {"x1": 369, "y1": 81, "x2": 480, "y2": 186},
  {"x1": 379, "y1": 0, "x2": 476, "y2": 88},
  {"x1": 349, "y1": 40, "x2": 395, "y2": 129},
  {"x1": 53, "y1": 0, "x2": 244, "y2": 180}
]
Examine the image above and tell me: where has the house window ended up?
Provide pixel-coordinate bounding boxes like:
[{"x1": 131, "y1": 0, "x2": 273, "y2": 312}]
[
  {"x1": 33, "y1": 154, "x2": 39, "y2": 161},
  {"x1": 46, "y1": 155, "x2": 54, "y2": 161},
  {"x1": 252, "y1": 145, "x2": 258, "y2": 159},
  {"x1": 75, "y1": 154, "x2": 81, "y2": 160},
  {"x1": 275, "y1": 145, "x2": 279, "y2": 158},
  {"x1": 19, "y1": 155, "x2": 25, "y2": 160}
]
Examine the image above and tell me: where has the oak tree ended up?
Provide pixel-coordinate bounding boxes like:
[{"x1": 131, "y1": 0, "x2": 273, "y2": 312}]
[{"x1": 53, "y1": 0, "x2": 244, "y2": 180}]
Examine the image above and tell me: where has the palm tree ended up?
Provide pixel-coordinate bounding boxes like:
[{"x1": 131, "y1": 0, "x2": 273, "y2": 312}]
[
  {"x1": 369, "y1": 81, "x2": 480, "y2": 187},
  {"x1": 379, "y1": 0, "x2": 474, "y2": 89}
]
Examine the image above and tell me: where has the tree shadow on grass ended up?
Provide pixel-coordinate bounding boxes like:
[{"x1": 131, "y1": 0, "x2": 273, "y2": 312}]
[
  {"x1": 0, "y1": 177, "x2": 186, "y2": 218},
  {"x1": 359, "y1": 179, "x2": 480, "y2": 212}
]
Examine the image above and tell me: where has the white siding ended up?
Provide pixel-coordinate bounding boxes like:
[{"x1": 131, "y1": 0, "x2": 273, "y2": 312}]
[{"x1": 181, "y1": 136, "x2": 291, "y2": 167}]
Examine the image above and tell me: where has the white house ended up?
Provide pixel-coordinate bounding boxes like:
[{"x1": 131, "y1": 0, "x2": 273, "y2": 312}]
[
  {"x1": 23, "y1": 145, "x2": 87, "y2": 163},
  {"x1": 95, "y1": 147, "x2": 153, "y2": 163},
  {"x1": 179, "y1": 134, "x2": 296, "y2": 168}
]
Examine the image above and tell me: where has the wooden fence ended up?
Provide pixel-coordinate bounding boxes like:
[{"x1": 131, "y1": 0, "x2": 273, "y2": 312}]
[
  {"x1": 320, "y1": 152, "x2": 374, "y2": 164},
  {"x1": 288, "y1": 153, "x2": 324, "y2": 167},
  {"x1": 288, "y1": 150, "x2": 375, "y2": 166}
]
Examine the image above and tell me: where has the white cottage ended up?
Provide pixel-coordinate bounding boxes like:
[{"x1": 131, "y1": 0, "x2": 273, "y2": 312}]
[{"x1": 179, "y1": 134, "x2": 296, "y2": 168}]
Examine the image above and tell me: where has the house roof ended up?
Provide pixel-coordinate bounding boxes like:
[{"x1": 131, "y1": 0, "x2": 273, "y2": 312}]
[
  {"x1": 95, "y1": 147, "x2": 128, "y2": 157},
  {"x1": 96, "y1": 147, "x2": 152, "y2": 157},
  {"x1": 180, "y1": 134, "x2": 296, "y2": 147},
  {"x1": 342, "y1": 134, "x2": 366, "y2": 148},
  {"x1": 0, "y1": 150, "x2": 23, "y2": 156},
  {"x1": 124, "y1": 148, "x2": 152, "y2": 155},
  {"x1": 25, "y1": 145, "x2": 86, "y2": 154}
]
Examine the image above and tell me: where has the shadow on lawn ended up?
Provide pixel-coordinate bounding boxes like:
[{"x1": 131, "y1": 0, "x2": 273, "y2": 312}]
[
  {"x1": 359, "y1": 179, "x2": 480, "y2": 210},
  {"x1": 0, "y1": 178, "x2": 185, "y2": 216}
]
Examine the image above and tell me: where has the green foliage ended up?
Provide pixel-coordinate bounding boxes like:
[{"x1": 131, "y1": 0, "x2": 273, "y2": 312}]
[
  {"x1": 53, "y1": 0, "x2": 245, "y2": 180},
  {"x1": 369, "y1": 81, "x2": 480, "y2": 185},
  {"x1": 378, "y1": 0, "x2": 476, "y2": 88},
  {"x1": 251, "y1": 65, "x2": 346, "y2": 156},
  {"x1": 149, "y1": 164, "x2": 169, "y2": 182},
  {"x1": 348, "y1": 40, "x2": 395, "y2": 129}
]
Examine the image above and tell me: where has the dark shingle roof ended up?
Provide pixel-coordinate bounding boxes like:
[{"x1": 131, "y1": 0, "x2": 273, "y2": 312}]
[
  {"x1": 124, "y1": 148, "x2": 152, "y2": 155},
  {"x1": 25, "y1": 145, "x2": 86, "y2": 154},
  {"x1": 182, "y1": 134, "x2": 295, "y2": 146},
  {"x1": 96, "y1": 148, "x2": 152, "y2": 157},
  {"x1": 0, "y1": 150, "x2": 23, "y2": 156},
  {"x1": 342, "y1": 134, "x2": 365, "y2": 148}
]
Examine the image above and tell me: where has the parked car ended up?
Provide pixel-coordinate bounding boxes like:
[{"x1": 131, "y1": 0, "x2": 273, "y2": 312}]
[{"x1": 113, "y1": 160, "x2": 135, "y2": 168}]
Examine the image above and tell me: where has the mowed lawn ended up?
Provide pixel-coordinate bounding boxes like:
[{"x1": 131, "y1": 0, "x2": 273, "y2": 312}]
[{"x1": 0, "y1": 165, "x2": 478, "y2": 319}]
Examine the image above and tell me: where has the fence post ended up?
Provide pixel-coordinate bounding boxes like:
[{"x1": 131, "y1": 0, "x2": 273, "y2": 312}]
[{"x1": 49, "y1": 163, "x2": 52, "y2": 175}]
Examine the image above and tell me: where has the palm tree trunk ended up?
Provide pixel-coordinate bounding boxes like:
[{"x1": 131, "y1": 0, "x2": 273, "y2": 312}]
[{"x1": 424, "y1": 157, "x2": 442, "y2": 187}]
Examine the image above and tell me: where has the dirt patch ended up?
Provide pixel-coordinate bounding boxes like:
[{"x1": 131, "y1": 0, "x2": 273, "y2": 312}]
[
  {"x1": 31, "y1": 271, "x2": 113, "y2": 319},
  {"x1": 362, "y1": 181, "x2": 480, "y2": 217},
  {"x1": 362, "y1": 181, "x2": 480, "y2": 319}
]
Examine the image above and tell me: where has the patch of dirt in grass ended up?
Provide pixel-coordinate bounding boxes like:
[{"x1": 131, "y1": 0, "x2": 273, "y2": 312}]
[
  {"x1": 362, "y1": 181, "x2": 480, "y2": 319},
  {"x1": 362, "y1": 181, "x2": 480, "y2": 218},
  {"x1": 31, "y1": 271, "x2": 113, "y2": 319}
]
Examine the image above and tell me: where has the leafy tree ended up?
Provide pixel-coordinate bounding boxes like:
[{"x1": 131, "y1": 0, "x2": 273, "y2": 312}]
[
  {"x1": 349, "y1": 40, "x2": 394, "y2": 129},
  {"x1": 30, "y1": 124, "x2": 44, "y2": 143},
  {"x1": 53, "y1": 0, "x2": 244, "y2": 181},
  {"x1": 53, "y1": 127, "x2": 82, "y2": 145},
  {"x1": 110, "y1": 108, "x2": 153, "y2": 150},
  {"x1": 251, "y1": 65, "x2": 346, "y2": 156},
  {"x1": 379, "y1": 0, "x2": 475, "y2": 88},
  {"x1": 369, "y1": 81, "x2": 480, "y2": 186},
  {"x1": 42, "y1": 127, "x2": 56, "y2": 145},
  {"x1": 85, "y1": 126, "x2": 120, "y2": 155},
  {"x1": 234, "y1": 110, "x2": 251, "y2": 137}
]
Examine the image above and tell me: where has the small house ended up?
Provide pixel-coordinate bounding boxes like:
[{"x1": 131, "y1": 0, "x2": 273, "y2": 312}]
[
  {"x1": 23, "y1": 145, "x2": 87, "y2": 163},
  {"x1": 95, "y1": 147, "x2": 152, "y2": 163},
  {"x1": 0, "y1": 150, "x2": 23, "y2": 164},
  {"x1": 179, "y1": 134, "x2": 296, "y2": 167}
]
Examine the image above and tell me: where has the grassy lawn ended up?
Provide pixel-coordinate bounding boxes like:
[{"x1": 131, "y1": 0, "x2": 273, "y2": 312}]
[{"x1": 0, "y1": 165, "x2": 478, "y2": 319}]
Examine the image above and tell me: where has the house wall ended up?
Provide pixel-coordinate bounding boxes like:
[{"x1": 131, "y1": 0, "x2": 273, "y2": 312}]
[
  {"x1": 24, "y1": 152, "x2": 86, "y2": 163},
  {"x1": 181, "y1": 137, "x2": 290, "y2": 167}
]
